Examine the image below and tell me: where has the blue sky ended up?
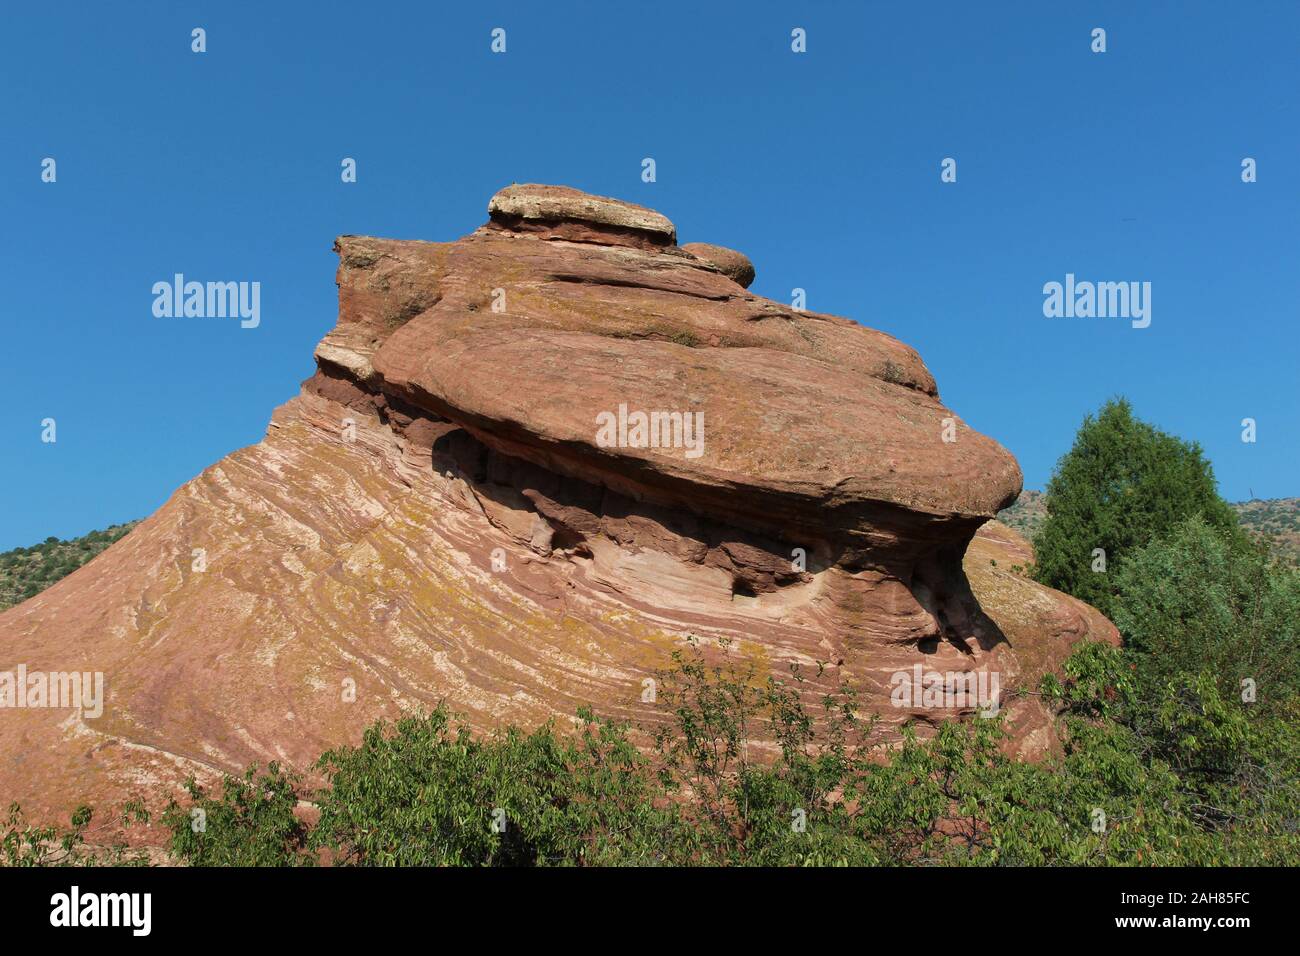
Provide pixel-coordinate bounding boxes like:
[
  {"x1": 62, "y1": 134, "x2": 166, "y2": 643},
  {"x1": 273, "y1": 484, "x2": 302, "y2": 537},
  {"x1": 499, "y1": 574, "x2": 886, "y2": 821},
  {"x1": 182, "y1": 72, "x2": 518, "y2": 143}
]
[{"x1": 2, "y1": 1, "x2": 1296, "y2": 549}]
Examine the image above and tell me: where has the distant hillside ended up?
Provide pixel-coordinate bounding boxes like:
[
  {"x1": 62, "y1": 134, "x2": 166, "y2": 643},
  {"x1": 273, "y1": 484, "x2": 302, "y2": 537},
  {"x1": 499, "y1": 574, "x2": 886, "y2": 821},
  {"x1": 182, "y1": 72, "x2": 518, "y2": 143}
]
[
  {"x1": 0, "y1": 522, "x2": 139, "y2": 611},
  {"x1": 997, "y1": 489, "x2": 1048, "y2": 541},
  {"x1": 1233, "y1": 497, "x2": 1300, "y2": 565},
  {"x1": 997, "y1": 492, "x2": 1300, "y2": 565}
]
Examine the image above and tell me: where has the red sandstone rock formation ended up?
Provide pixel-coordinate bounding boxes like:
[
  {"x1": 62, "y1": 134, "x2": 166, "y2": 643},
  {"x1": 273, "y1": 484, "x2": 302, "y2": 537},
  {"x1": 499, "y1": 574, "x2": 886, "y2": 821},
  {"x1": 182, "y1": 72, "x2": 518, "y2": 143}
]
[{"x1": 0, "y1": 184, "x2": 1116, "y2": 825}]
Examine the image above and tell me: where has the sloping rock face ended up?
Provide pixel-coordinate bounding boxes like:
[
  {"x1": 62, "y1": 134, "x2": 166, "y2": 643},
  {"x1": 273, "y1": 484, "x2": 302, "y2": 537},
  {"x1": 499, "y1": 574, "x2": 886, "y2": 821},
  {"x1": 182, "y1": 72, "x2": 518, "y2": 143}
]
[{"x1": 0, "y1": 185, "x2": 1116, "y2": 825}]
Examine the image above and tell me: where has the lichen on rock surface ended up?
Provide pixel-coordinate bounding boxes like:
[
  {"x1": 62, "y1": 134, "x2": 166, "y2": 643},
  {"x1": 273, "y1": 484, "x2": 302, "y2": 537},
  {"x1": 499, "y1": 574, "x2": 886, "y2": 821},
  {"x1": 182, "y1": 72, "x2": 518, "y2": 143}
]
[{"x1": 0, "y1": 184, "x2": 1116, "y2": 827}]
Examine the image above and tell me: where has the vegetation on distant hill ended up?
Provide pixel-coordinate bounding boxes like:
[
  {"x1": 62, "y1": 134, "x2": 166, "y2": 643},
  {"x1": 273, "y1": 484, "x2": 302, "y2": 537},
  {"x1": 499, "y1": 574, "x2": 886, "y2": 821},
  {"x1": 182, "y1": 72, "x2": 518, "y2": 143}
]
[
  {"x1": 0, "y1": 522, "x2": 139, "y2": 611},
  {"x1": 1001, "y1": 491, "x2": 1300, "y2": 567},
  {"x1": 1231, "y1": 497, "x2": 1300, "y2": 566},
  {"x1": 997, "y1": 489, "x2": 1048, "y2": 540}
]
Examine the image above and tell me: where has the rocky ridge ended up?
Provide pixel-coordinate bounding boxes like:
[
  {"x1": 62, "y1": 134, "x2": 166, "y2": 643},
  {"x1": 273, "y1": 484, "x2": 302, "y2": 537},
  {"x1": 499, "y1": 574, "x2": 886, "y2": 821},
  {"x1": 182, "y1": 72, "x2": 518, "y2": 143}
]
[{"x1": 0, "y1": 184, "x2": 1116, "y2": 824}]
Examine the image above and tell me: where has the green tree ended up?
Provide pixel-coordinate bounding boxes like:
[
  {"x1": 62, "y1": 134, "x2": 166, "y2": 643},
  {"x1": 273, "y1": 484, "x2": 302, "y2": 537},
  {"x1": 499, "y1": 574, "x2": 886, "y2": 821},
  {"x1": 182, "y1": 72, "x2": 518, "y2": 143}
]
[{"x1": 1033, "y1": 398, "x2": 1239, "y2": 616}]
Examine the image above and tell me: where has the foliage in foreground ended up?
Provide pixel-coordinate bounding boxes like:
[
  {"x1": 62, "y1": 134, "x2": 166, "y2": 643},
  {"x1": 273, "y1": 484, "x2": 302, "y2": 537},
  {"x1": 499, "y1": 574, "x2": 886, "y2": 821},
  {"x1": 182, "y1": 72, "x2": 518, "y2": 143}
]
[
  {"x1": 146, "y1": 605, "x2": 1298, "y2": 866},
  {"x1": 1, "y1": 801, "x2": 151, "y2": 867}
]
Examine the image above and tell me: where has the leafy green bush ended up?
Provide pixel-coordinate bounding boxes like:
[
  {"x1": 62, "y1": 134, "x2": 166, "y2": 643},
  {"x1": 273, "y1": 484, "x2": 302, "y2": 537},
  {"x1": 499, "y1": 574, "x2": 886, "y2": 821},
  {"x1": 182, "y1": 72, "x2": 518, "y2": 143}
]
[
  {"x1": 310, "y1": 708, "x2": 674, "y2": 866},
  {"x1": 161, "y1": 764, "x2": 308, "y2": 866}
]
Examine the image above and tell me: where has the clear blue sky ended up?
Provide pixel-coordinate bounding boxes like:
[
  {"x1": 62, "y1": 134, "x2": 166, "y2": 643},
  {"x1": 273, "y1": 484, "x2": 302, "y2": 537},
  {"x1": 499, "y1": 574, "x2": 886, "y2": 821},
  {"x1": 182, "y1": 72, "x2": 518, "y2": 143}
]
[{"x1": 2, "y1": 1, "x2": 1296, "y2": 549}]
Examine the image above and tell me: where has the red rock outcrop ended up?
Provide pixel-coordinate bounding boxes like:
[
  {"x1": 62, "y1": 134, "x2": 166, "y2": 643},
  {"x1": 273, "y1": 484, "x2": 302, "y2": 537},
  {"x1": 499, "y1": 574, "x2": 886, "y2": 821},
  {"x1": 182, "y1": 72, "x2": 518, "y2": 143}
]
[{"x1": 0, "y1": 184, "x2": 1117, "y2": 826}]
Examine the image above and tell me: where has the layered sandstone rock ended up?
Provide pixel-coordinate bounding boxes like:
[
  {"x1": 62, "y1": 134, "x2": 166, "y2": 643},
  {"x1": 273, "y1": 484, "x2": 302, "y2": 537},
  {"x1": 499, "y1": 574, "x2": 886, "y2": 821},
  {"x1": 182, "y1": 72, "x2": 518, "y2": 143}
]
[{"x1": 0, "y1": 184, "x2": 1116, "y2": 826}]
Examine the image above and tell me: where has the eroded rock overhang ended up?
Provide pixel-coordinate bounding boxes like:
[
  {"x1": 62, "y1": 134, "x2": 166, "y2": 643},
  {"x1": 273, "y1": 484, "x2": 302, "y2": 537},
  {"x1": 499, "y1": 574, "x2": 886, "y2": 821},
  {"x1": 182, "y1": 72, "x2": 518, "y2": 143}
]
[{"x1": 314, "y1": 183, "x2": 1022, "y2": 570}]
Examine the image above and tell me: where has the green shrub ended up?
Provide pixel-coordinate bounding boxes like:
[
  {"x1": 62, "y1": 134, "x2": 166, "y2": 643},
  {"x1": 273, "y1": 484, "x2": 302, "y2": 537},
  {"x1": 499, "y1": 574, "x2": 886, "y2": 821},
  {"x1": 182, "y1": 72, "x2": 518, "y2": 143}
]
[
  {"x1": 161, "y1": 764, "x2": 308, "y2": 866},
  {"x1": 309, "y1": 707, "x2": 679, "y2": 866},
  {"x1": 1111, "y1": 514, "x2": 1300, "y2": 707}
]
